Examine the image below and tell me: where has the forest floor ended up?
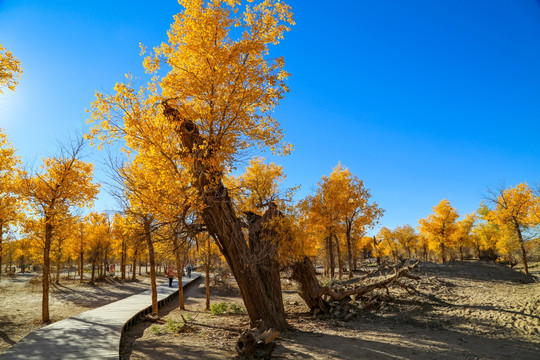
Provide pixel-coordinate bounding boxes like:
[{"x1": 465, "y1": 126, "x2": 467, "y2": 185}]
[
  {"x1": 0, "y1": 270, "x2": 158, "y2": 355},
  {"x1": 122, "y1": 261, "x2": 540, "y2": 360}
]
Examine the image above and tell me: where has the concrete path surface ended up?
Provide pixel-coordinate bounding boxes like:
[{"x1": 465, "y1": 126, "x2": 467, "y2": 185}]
[{"x1": 0, "y1": 274, "x2": 200, "y2": 360}]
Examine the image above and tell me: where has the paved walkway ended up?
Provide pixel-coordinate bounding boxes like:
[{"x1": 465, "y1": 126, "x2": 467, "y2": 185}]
[{"x1": 0, "y1": 274, "x2": 201, "y2": 360}]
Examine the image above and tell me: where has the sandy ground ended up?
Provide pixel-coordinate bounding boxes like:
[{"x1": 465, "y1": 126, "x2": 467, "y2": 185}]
[
  {"x1": 123, "y1": 261, "x2": 540, "y2": 360},
  {"x1": 0, "y1": 271, "x2": 158, "y2": 355}
]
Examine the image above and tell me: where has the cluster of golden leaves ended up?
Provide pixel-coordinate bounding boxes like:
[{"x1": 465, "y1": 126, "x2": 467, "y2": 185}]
[
  {"x1": 0, "y1": 44, "x2": 22, "y2": 93},
  {"x1": 86, "y1": 1, "x2": 296, "y2": 241},
  {"x1": 226, "y1": 157, "x2": 295, "y2": 214},
  {"x1": 0, "y1": 128, "x2": 22, "y2": 234}
]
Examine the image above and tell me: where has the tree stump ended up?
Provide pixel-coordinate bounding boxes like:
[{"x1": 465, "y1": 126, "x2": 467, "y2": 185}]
[{"x1": 235, "y1": 328, "x2": 280, "y2": 359}]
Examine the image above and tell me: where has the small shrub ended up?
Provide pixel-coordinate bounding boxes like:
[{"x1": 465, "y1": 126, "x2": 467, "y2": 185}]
[
  {"x1": 150, "y1": 324, "x2": 162, "y2": 335},
  {"x1": 210, "y1": 302, "x2": 228, "y2": 315},
  {"x1": 167, "y1": 318, "x2": 180, "y2": 333},
  {"x1": 229, "y1": 302, "x2": 246, "y2": 314}
]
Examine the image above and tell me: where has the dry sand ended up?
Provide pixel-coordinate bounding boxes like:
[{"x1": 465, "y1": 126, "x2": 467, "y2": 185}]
[
  {"x1": 123, "y1": 261, "x2": 540, "y2": 360},
  {"x1": 1, "y1": 262, "x2": 539, "y2": 359}
]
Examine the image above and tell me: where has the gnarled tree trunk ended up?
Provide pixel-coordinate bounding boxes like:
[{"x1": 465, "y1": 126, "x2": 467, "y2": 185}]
[
  {"x1": 291, "y1": 256, "x2": 329, "y2": 313},
  {"x1": 164, "y1": 104, "x2": 288, "y2": 330}
]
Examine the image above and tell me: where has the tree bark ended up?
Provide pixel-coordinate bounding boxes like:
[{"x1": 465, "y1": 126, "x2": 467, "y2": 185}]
[
  {"x1": 165, "y1": 106, "x2": 288, "y2": 330},
  {"x1": 291, "y1": 256, "x2": 328, "y2": 313},
  {"x1": 440, "y1": 242, "x2": 446, "y2": 263},
  {"x1": 132, "y1": 256, "x2": 137, "y2": 280}
]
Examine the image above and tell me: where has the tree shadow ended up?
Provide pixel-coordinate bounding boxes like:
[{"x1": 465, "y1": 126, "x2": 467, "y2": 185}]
[{"x1": 275, "y1": 326, "x2": 540, "y2": 360}]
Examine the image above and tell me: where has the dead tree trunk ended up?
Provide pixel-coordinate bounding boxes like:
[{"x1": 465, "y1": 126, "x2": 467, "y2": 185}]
[
  {"x1": 292, "y1": 256, "x2": 420, "y2": 314},
  {"x1": 163, "y1": 104, "x2": 288, "y2": 330}
]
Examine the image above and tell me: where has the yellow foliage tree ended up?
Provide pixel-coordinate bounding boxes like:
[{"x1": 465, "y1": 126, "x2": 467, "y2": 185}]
[
  {"x1": 88, "y1": 0, "x2": 295, "y2": 330},
  {"x1": 22, "y1": 140, "x2": 99, "y2": 322},
  {"x1": 418, "y1": 199, "x2": 459, "y2": 263},
  {"x1": 377, "y1": 227, "x2": 399, "y2": 262},
  {"x1": 306, "y1": 163, "x2": 382, "y2": 278},
  {"x1": 453, "y1": 212, "x2": 476, "y2": 261},
  {"x1": 0, "y1": 128, "x2": 22, "y2": 279},
  {"x1": 0, "y1": 45, "x2": 22, "y2": 93},
  {"x1": 394, "y1": 224, "x2": 418, "y2": 259},
  {"x1": 486, "y1": 183, "x2": 536, "y2": 274},
  {"x1": 226, "y1": 157, "x2": 295, "y2": 215}
]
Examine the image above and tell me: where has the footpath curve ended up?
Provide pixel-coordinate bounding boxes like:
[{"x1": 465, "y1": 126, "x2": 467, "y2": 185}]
[{"x1": 0, "y1": 274, "x2": 200, "y2": 360}]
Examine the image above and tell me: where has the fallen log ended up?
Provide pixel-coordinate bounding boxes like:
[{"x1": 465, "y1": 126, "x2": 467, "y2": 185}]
[
  {"x1": 291, "y1": 257, "x2": 420, "y2": 316},
  {"x1": 319, "y1": 260, "x2": 420, "y2": 301}
]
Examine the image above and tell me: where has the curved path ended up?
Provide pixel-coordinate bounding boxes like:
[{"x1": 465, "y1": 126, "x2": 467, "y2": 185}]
[{"x1": 0, "y1": 274, "x2": 200, "y2": 360}]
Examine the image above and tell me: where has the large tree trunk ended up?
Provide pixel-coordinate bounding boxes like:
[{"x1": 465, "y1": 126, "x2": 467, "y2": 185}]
[
  {"x1": 440, "y1": 242, "x2": 446, "y2": 263},
  {"x1": 201, "y1": 191, "x2": 288, "y2": 330},
  {"x1": 42, "y1": 221, "x2": 52, "y2": 323},
  {"x1": 165, "y1": 106, "x2": 288, "y2": 330},
  {"x1": 144, "y1": 217, "x2": 159, "y2": 315},
  {"x1": 132, "y1": 256, "x2": 137, "y2": 280},
  {"x1": 291, "y1": 257, "x2": 329, "y2": 313}
]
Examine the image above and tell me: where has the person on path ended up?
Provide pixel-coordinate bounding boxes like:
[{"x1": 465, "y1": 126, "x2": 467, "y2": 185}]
[
  {"x1": 167, "y1": 266, "x2": 175, "y2": 287},
  {"x1": 187, "y1": 264, "x2": 192, "y2": 278}
]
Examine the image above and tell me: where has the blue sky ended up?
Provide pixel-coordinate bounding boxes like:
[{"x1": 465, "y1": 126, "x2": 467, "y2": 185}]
[{"x1": 1, "y1": 0, "x2": 539, "y2": 234}]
